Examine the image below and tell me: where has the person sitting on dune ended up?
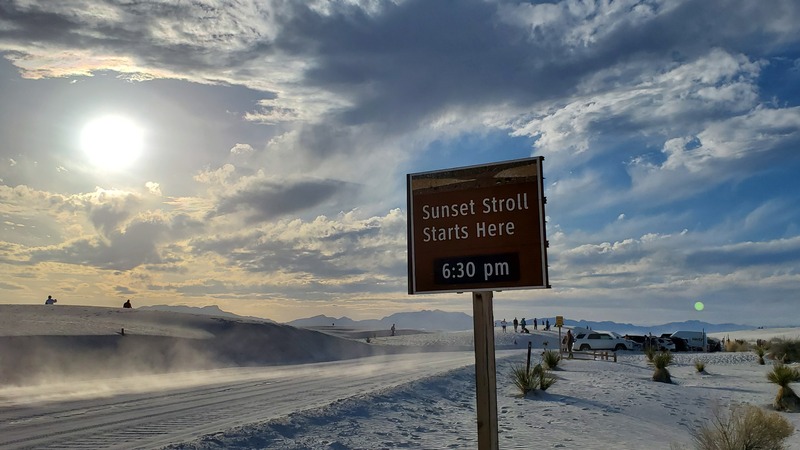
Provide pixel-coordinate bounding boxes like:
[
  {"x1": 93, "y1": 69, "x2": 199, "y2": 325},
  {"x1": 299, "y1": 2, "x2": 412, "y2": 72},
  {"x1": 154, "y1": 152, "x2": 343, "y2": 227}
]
[
  {"x1": 44, "y1": 295, "x2": 57, "y2": 305},
  {"x1": 123, "y1": 299, "x2": 132, "y2": 309}
]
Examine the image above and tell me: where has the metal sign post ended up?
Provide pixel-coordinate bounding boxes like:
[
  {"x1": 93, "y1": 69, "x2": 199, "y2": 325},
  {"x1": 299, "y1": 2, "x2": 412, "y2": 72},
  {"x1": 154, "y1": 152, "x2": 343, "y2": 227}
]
[{"x1": 472, "y1": 291, "x2": 498, "y2": 450}]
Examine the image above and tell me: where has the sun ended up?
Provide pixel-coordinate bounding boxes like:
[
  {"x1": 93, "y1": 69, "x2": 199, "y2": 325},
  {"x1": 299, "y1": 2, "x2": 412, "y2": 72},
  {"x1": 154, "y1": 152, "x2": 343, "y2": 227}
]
[{"x1": 80, "y1": 115, "x2": 144, "y2": 171}]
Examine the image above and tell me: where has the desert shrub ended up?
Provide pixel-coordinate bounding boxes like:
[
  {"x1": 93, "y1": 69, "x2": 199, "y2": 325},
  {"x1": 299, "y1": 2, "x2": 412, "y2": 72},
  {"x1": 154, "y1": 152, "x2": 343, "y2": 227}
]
[
  {"x1": 652, "y1": 351, "x2": 673, "y2": 383},
  {"x1": 725, "y1": 339, "x2": 750, "y2": 353},
  {"x1": 767, "y1": 364, "x2": 800, "y2": 412},
  {"x1": 541, "y1": 349, "x2": 561, "y2": 370},
  {"x1": 644, "y1": 345, "x2": 656, "y2": 363},
  {"x1": 753, "y1": 345, "x2": 766, "y2": 365},
  {"x1": 692, "y1": 404, "x2": 793, "y2": 450},
  {"x1": 511, "y1": 363, "x2": 556, "y2": 396},
  {"x1": 694, "y1": 359, "x2": 706, "y2": 373},
  {"x1": 767, "y1": 338, "x2": 800, "y2": 363}
]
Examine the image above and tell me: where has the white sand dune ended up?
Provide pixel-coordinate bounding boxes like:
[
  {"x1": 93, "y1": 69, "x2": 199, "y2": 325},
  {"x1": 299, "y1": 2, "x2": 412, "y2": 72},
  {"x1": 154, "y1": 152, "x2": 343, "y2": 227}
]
[
  {"x1": 1, "y1": 305, "x2": 799, "y2": 449},
  {"x1": 0, "y1": 305, "x2": 408, "y2": 386},
  {"x1": 710, "y1": 327, "x2": 800, "y2": 342}
]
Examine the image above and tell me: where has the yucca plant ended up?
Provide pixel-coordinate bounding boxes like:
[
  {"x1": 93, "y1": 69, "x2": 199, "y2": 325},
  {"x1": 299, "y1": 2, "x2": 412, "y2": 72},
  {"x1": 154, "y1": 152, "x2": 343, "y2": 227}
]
[
  {"x1": 694, "y1": 359, "x2": 706, "y2": 373},
  {"x1": 511, "y1": 363, "x2": 557, "y2": 396},
  {"x1": 511, "y1": 364, "x2": 538, "y2": 396},
  {"x1": 644, "y1": 345, "x2": 656, "y2": 363},
  {"x1": 532, "y1": 363, "x2": 557, "y2": 391},
  {"x1": 542, "y1": 349, "x2": 561, "y2": 370},
  {"x1": 767, "y1": 364, "x2": 800, "y2": 412},
  {"x1": 754, "y1": 345, "x2": 766, "y2": 365},
  {"x1": 652, "y1": 351, "x2": 673, "y2": 383}
]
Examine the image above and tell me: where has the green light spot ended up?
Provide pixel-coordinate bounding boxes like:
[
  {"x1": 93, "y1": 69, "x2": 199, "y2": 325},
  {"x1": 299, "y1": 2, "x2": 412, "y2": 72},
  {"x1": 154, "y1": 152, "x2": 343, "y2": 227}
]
[{"x1": 694, "y1": 301, "x2": 705, "y2": 311}]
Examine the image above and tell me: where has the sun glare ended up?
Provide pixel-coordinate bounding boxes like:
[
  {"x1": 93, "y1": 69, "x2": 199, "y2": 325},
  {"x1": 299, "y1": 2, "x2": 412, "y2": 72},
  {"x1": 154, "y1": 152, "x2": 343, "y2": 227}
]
[{"x1": 80, "y1": 115, "x2": 144, "y2": 171}]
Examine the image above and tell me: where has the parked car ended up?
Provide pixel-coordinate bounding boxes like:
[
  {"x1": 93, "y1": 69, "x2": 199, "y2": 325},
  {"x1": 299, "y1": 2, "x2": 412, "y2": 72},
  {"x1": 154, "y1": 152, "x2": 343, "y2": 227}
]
[
  {"x1": 655, "y1": 337, "x2": 676, "y2": 351},
  {"x1": 572, "y1": 331, "x2": 635, "y2": 351},
  {"x1": 707, "y1": 337, "x2": 722, "y2": 352},
  {"x1": 667, "y1": 336, "x2": 690, "y2": 352},
  {"x1": 626, "y1": 334, "x2": 675, "y2": 352},
  {"x1": 623, "y1": 334, "x2": 650, "y2": 350},
  {"x1": 670, "y1": 331, "x2": 708, "y2": 351}
]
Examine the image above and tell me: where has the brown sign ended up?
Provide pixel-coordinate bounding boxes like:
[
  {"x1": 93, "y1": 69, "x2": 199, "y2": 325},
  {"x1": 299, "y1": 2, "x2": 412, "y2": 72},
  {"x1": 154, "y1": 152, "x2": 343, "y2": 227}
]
[{"x1": 407, "y1": 157, "x2": 549, "y2": 294}]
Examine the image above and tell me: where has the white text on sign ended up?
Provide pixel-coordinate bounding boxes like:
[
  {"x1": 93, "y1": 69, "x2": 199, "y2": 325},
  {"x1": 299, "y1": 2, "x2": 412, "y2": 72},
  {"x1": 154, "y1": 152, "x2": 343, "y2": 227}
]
[{"x1": 420, "y1": 193, "x2": 528, "y2": 243}]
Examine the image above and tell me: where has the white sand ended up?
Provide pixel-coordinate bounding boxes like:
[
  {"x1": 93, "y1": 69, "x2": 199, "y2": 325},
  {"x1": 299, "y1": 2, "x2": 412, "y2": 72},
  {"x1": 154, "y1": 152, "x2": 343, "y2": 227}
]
[{"x1": 1, "y1": 305, "x2": 798, "y2": 449}]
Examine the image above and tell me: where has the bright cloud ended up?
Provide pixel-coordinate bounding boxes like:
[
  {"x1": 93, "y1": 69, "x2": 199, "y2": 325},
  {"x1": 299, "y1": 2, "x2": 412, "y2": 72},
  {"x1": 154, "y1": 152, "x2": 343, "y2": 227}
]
[{"x1": 0, "y1": 0, "x2": 799, "y2": 325}]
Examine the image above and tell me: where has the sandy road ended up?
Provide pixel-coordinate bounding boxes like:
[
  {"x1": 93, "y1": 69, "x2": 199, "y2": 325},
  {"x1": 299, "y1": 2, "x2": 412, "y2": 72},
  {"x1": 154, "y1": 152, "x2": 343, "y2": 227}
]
[{"x1": 0, "y1": 351, "x2": 477, "y2": 449}]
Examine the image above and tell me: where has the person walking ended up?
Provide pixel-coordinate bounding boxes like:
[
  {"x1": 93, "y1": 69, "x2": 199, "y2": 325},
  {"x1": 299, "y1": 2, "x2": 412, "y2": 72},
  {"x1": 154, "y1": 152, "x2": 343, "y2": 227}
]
[
  {"x1": 501, "y1": 319, "x2": 507, "y2": 333},
  {"x1": 566, "y1": 329, "x2": 575, "y2": 358},
  {"x1": 533, "y1": 318, "x2": 537, "y2": 330},
  {"x1": 513, "y1": 317, "x2": 519, "y2": 333},
  {"x1": 520, "y1": 318, "x2": 528, "y2": 333}
]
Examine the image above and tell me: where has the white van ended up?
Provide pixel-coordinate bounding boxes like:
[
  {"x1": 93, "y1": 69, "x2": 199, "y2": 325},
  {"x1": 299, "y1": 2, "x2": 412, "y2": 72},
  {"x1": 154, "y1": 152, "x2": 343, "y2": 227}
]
[{"x1": 670, "y1": 331, "x2": 707, "y2": 351}]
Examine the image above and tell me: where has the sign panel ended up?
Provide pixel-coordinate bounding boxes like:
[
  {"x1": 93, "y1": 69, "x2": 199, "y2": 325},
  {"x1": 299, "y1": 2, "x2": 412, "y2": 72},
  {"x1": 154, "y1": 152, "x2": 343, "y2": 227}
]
[{"x1": 407, "y1": 157, "x2": 549, "y2": 294}]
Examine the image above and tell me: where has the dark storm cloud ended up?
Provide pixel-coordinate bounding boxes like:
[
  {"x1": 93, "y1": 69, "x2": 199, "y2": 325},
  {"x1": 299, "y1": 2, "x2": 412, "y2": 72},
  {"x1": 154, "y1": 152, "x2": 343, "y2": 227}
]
[
  {"x1": 210, "y1": 178, "x2": 353, "y2": 222},
  {"x1": 0, "y1": 0, "x2": 273, "y2": 71},
  {"x1": 277, "y1": 0, "x2": 800, "y2": 128},
  {"x1": 280, "y1": 1, "x2": 552, "y2": 122},
  {"x1": 3, "y1": 1, "x2": 798, "y2": 156}
]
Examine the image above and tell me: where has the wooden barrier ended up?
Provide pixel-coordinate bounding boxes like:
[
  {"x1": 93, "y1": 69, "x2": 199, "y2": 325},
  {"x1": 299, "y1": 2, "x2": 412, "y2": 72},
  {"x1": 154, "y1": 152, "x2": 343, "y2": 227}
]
[{"x1": 565, "y1": 350, "x2": 617, "y2": 362}]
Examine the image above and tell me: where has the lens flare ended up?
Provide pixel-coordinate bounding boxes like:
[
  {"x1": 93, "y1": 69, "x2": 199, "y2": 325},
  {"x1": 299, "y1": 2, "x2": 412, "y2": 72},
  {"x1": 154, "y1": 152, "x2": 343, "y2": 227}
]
[{"x1": 694, "y1": 301, "x2": 705, "y2": 311}]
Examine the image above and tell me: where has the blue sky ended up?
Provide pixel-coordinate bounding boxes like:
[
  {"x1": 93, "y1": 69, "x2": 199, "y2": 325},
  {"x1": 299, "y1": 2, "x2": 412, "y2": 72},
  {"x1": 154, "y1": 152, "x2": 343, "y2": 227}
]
[{"x1": 0, "y1": 0, "x2": 798, "y2": 325}]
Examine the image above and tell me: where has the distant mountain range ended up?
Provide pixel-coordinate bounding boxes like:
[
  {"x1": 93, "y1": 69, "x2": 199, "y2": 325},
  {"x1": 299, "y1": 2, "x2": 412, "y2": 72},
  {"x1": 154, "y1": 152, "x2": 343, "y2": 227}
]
[
  {"x1": 141, "y1": 305, "x2": 759, "y2": 334},
  {"x1": 287, "y1": 310, "x2": 474, "y2": 332}
]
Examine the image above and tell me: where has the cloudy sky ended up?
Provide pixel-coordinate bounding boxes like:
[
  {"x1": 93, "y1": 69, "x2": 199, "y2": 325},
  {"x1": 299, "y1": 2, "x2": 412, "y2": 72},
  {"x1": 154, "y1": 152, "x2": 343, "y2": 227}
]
[{"x1": 1, "y1": 0, "x2": 798, "y2": 326}]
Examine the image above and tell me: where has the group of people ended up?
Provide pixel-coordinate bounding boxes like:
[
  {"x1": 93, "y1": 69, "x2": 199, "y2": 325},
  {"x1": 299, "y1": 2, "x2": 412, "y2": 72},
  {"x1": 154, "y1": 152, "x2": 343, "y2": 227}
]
[
  {"x1": 44, "y1": 295, "x2": 133, "y2": 309},
  {"x1": 499, "y1": 317, "x2": 552, "y2": 333}
]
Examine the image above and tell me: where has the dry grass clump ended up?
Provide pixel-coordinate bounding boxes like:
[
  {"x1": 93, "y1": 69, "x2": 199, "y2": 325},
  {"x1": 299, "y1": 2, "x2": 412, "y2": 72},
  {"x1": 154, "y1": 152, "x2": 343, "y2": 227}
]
[
  {"x1": 767, "y1": 338, "x2": 800, "y2": 363},
  {"x1": 694, "y1": 359, "x2": 707, "y2": 373},
  {"x1": 692, "y1": 404, "x2": 793, "y2": 450},
  {"x1": 724, "y1": 339, "x2": 750, "y2": 352},
  {"x1": 767, "y1": 363, "x2": 800, "y2": 412},
  {"x1": 652, "y1": 351, "x2": 673, "y2": 383}
]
